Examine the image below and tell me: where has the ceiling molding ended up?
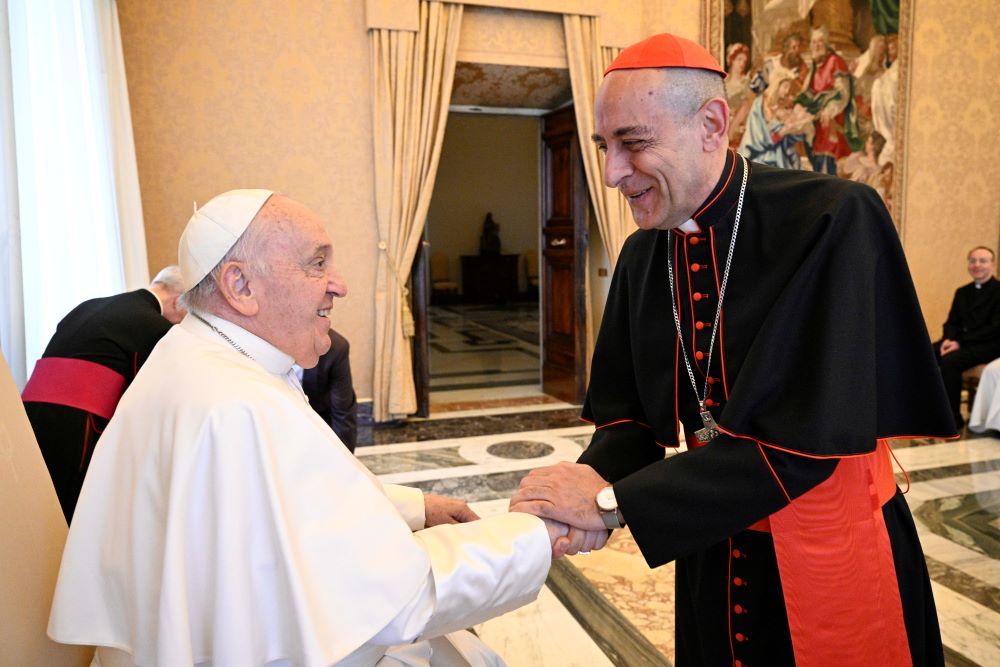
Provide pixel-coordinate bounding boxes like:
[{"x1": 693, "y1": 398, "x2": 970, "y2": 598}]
[{"x1": 449, "y1": 105, "x2": 549, "y2": 116}]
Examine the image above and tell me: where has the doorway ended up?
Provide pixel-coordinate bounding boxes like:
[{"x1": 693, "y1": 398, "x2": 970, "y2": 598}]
[
  {"x1": 410, "y1": 62, "x2": 591, "y2": 416},
  {"x1": 421, "y1": 111, "x2": 545, "y2": 415}
]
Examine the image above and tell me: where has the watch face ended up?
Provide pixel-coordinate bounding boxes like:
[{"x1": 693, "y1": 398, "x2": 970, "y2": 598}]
[{"x1": 597, "y1": 486, "x2": 616, "y2": 511}]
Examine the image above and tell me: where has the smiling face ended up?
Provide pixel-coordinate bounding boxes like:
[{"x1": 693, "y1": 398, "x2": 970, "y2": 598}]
[
  {"x1": 593, "y1": 68, "x2": 721, "y2": 230},
  {"x1": 967, "y1": 247, "x2": 996, "y2": 285},
  {"x1": 248, "y1": 196, "x2": 347, "y2": 367}
]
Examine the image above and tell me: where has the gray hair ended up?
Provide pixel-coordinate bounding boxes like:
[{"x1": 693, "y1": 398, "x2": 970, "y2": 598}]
[
  {"x1": 150, "y1": 265, "x2": 184, "y2": 294},
  {"x1": 657, "y1": 68, "x2": 727, "y2": 120},
  {"x1": 180, "y1": 219, "x2": 271, "y2": 312},
  {"x1": 811, "y1": 25, "x2": 830, "y2": 43}
]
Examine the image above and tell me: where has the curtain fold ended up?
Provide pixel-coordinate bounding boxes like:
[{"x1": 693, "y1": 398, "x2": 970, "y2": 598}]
[
  {"x1": 1, "y1": 0, "x2": 146, "y2": 387},
  {"x1": 0, "y1": 0, "x2": 26, "y2": 386},
  {"x1": 369, "y1": 0, "x2": 462, "y2": 421},
  {"x1": 95, "y1": 0, "x2": 148, "y2": 290},
  {"x1": 563, "y1": 15, "x2": 631, "y2": 267}
]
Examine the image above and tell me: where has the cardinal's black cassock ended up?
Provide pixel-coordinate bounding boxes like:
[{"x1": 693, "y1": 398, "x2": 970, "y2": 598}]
[{"x1": 580, "y1": 150, "x2": 955, "y2": 666}]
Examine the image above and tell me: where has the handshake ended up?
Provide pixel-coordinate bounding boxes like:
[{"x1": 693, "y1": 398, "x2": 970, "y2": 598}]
[
  {"x1": 425, "y1": 461, "x2": 618, "y2": 560},
  {"x1": 508, "y1": 461, "x2": 616, "y2": 560}
]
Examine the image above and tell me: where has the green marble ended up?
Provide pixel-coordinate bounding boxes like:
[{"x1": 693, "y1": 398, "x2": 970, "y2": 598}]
[
  {"x1": 926, "y1": 556, "x2": 1000, "y2": 613},
  {"x1": 914, "y1": 490, "x2": 1000, "y2": 559},
  {"x1": 361, "y1": 448, "x2": 471, "y2": 475},
  {"x1": 410, "y1": 470, "x2": 528, "y2": 503}
]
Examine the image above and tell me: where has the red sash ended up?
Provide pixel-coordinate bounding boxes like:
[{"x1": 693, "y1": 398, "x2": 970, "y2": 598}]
[
  {"x1": 21, "y1": 357, "x2": 127, "y2": 420},
  {"x1": 768, "y1": 440, "x2": 911, "y2": 666},
  {"x1": 686, "y1": 434, "x2": 910, "y2": 665}
]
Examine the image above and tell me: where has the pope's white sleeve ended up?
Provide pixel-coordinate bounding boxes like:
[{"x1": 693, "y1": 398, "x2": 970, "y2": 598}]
[
  {"x1": 367, "y1": 512, "x2": 551, "y2": 645},
  {"x1": 383, "y1": 483, "x2": 426, "y2": 530}
]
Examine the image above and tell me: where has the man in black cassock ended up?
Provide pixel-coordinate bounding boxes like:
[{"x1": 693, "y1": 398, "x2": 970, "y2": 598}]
[
  {"x1": 21, "y1": 266, "x2": 186, "y2": 522},
  {"x1": 933, "y1": 246, "x2": 1000, "y2": 428},
  {"x1": 510, "y1": 33, "x2": 954, "y2": 666},
  {"x1": 302, "y1": 328, "x2": 358, "y2": 451}
]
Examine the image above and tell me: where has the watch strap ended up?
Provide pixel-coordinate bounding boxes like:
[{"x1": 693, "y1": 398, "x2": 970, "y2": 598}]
[{"x1": 600, "y1": 507, "x2": 624, "y2": 530}]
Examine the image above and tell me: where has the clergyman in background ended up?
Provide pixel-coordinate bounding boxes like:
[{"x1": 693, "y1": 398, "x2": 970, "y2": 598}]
[
  {"x1": 301, "y1": 327, "x2": 358, "y2": 451},
  {"x1": 21, "y1": 265, "x2": 185, "y2": 522},
  {"x1": 933, "y1": 246, "x2": 1000, "y2": 429}
]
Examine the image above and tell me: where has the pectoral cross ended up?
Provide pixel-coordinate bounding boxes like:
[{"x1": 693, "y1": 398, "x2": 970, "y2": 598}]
[{"x1": 695, "y1": 407, "x2": 719, "y2": 443}]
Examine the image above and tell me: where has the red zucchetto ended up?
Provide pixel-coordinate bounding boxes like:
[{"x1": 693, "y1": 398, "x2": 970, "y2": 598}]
[{"x1": 604, "y1": 33, "x2": 726, "y2": 78}]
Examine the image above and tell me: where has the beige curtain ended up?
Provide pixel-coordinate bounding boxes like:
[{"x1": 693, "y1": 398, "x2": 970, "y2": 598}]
[
  {"x1": 369, "y1": 0, "x2": 462, "y2": 422},
  {"x1": 563, "y1": 15, "x2": 631, "y2": 267}
]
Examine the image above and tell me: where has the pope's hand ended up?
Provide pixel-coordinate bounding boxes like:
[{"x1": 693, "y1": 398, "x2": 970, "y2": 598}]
[
  {"x1": 542, "y1": 519, "x2": 570, "y2": 559},
  {"x1": 424, "y1": 494, "x2": 479, "y2": 527},
  {"x1": 509, "y1": 461, "x2": 608, "y2": 532},
  {"x1": 560, "y1": 526, "x2": 610, "y2": 556}
]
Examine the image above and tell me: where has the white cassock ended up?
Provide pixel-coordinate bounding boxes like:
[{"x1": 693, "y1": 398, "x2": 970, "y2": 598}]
[
  {"x1": 969, "y1": 357, "x2": 1000, "y2": 434},
  {"x1": 48, "y1": 313, "x2": 551, "y2": 667}
]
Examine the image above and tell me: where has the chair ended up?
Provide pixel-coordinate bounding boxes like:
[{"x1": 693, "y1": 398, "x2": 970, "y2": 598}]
[
  {"x1": 962, "y1": 363, "x2": 987, "y2": 414},
  {"x1": 524, "y1": 251, "x2": 539, "y2": 293},
  {"x1": 0, "y1": 352, "x2": 92, "y2": 665},
  {"x1": 430, "y1": 252, "x2": 459, "y2": 303}
]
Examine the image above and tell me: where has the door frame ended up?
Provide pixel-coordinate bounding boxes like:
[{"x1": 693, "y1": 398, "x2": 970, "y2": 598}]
[
  {"x1": 410, "y1": 232, "x2": 431, "y2": 418},
  {"x1": 408, "y1": 110, "x2": 591, "y2": 414},
  {"x1": 540, "y1": 104, "x2": 589, "y2": 404}
]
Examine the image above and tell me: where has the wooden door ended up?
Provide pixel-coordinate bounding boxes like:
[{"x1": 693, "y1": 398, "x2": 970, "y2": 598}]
[{"x1": 541, "y1": 106, "x2": 588, "y2": 403}]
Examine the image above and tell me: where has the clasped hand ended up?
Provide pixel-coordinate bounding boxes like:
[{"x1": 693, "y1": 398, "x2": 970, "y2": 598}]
[{"x1": 509, "y1": 462, "x2": 612, "y2": 559}]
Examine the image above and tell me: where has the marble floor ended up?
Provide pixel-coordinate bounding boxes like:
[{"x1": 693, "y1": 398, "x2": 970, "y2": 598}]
[
  {"x1": 427, "y1": 303, "x2": 553, "y2": 415},
  {"x1": 370, "y1": 304, "x2": 1000, "y2": 664}
]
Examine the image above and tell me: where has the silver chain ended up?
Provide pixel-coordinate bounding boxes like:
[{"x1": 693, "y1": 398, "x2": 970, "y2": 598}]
[
  {"x1": 667, "y1": 154, "x2": 749, "y2": 411},
  {"x1": 192, "y1": 313, "x2": 253, "y2": 360}
]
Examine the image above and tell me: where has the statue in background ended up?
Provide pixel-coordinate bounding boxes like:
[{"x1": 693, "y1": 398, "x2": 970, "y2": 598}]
[{"x1": 479, "y1": 212, "x2": 501, "y2": 256}]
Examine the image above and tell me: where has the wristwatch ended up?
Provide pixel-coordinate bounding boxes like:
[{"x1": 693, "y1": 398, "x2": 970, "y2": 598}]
[{"x1": 596, "y1": 485, "x2": 625, "y2": 530}]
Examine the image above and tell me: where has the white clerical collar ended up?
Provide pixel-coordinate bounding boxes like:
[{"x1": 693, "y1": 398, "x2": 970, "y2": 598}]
[
  {"x1": 144, "y1": 287, "x2": 165, "y2": 315},
  {"x1": 677, "y1": 218, "x2": 701, "y2": 233},
  {"x1": 185, "y1": 311, "x2": 295, "y2": 376}
]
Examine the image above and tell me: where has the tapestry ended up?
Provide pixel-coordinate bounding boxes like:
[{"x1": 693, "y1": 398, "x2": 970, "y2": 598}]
[{"x1": 706, "y1": 0, "x2": 910, "y2": 221}]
